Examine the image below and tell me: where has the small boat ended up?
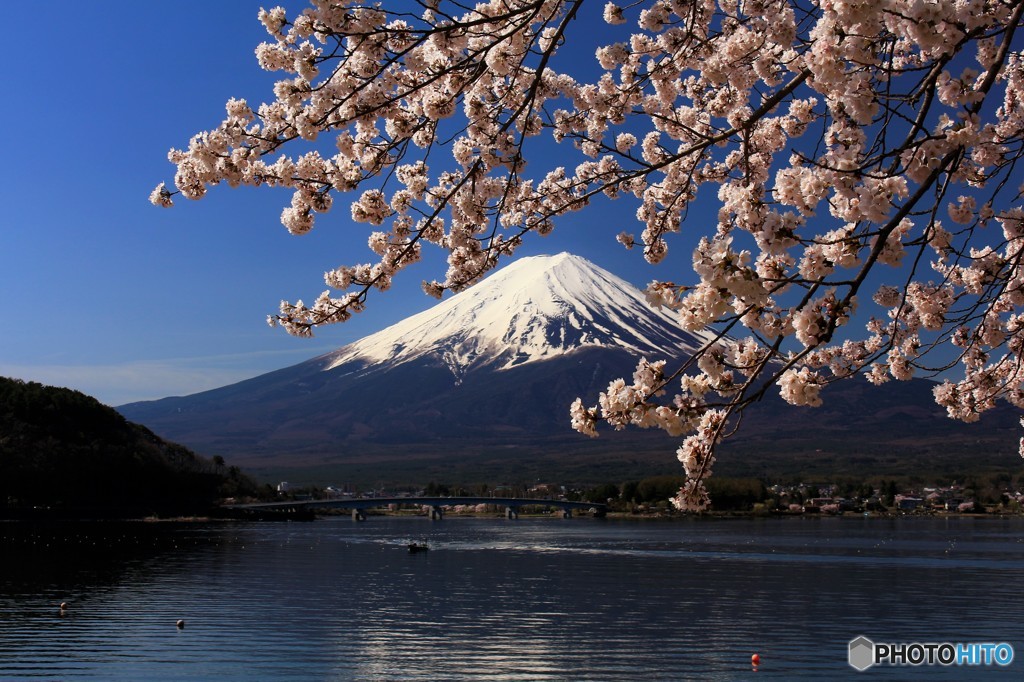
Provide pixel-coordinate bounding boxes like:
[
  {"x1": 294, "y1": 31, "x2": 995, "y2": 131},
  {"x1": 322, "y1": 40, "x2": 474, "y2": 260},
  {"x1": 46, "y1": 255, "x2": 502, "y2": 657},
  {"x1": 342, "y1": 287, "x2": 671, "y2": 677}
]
[{"x1": 407, "y1": 543, "x2": 429, "y2": 553}]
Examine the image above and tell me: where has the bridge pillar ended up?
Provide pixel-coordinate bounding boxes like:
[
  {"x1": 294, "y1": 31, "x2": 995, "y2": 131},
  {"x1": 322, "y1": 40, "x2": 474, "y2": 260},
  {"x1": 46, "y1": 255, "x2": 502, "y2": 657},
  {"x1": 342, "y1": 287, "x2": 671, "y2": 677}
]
[
  {"x1": 505, "y1": 506, "x2": 519, "y2": 520},
  {"x1": 352, "y1": 508, "x2": 367, "y2": 521},
  {"x1": 562, "y1": 509, "x2": 573, "y2": 519},
  {"x1": 428, "y1": 506, "x2": 444, "y2": 521}
]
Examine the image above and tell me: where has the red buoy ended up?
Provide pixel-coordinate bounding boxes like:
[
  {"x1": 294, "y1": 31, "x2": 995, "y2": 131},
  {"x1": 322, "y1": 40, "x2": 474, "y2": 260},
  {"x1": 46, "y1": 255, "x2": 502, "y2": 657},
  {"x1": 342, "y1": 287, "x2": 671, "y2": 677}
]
[{"x1": 751, "y1": 653, "x2": 761, "y2": 666}]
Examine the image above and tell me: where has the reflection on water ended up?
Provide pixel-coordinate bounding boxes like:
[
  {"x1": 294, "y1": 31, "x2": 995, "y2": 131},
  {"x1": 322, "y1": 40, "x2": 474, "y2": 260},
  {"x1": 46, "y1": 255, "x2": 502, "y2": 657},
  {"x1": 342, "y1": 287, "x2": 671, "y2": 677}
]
[{"x1": 1, "y1": 516, "x2": 1022, "y2": 680}]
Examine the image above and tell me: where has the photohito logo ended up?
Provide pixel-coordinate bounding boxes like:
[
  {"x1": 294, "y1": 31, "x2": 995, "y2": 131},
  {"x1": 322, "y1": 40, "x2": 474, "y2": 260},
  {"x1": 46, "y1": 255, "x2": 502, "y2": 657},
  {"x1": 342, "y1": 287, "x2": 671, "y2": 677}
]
[{"x1": 849, "y1": 636, "x2": 1014, "y2": 671}]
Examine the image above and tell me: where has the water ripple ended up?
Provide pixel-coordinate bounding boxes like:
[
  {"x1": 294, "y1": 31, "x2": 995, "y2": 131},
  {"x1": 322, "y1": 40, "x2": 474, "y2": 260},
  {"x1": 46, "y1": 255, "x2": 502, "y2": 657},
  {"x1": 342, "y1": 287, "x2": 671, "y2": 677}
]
[{"x1": 2, "y1": 517, "x2": 1023, "y2": 680}]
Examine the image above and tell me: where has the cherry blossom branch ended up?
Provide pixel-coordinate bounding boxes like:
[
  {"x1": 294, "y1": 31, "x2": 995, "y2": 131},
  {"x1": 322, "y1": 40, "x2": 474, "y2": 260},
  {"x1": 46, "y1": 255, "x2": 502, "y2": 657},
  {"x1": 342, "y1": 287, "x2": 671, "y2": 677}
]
[{"x1": 153, "y1": 0, "x2": 1024, "y2": 510}]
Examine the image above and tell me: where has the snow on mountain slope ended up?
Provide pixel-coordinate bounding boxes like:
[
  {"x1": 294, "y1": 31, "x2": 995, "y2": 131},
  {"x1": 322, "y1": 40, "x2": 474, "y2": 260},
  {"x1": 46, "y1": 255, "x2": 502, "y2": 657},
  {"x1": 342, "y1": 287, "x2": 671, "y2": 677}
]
[{"x1": 322, "y1": 252, "x2": 716, "y2": 381}]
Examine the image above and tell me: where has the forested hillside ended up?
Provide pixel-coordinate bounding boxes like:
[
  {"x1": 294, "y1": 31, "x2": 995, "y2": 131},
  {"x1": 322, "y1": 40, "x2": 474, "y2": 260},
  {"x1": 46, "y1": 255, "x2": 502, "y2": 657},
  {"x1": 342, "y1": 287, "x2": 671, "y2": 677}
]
[{"x1": 0, "y1": 377, "x2": 259, "y2": 517}]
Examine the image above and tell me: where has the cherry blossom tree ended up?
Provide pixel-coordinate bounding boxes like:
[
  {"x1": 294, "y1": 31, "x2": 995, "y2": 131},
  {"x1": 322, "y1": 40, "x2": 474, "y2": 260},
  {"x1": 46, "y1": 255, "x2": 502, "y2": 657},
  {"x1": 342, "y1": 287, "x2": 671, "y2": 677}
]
[{"x1": 153, "y1": 0, "x2": 1024, "y2": 510}]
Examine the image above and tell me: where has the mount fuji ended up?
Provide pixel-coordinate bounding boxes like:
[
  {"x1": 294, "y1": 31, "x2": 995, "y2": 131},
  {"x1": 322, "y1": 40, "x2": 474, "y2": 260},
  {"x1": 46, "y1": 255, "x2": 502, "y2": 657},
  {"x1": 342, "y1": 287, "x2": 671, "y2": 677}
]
[
  {"x1": 321, "y1": 252, "x2": 716, "y2": 379},
  {"x1": 118, "y1": 253, "x2": 1020, "y2": 484}
]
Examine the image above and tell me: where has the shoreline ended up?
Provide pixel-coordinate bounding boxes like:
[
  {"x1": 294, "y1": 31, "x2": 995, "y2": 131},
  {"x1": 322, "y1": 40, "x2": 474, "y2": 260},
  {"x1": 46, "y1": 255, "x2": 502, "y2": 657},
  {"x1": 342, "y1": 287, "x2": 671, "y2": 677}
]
[
  {"x1": 6, "y1": 490, "x2": 1013, "y2": 524},
  {"x1": 9, "y1": 507, "x2": 1024, "y2": 522}
]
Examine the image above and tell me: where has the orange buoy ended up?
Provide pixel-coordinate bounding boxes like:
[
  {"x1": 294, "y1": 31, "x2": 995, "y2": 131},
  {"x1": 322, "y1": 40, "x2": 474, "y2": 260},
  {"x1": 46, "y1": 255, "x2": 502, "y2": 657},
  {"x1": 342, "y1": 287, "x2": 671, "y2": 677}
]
[{"x1": 751, "y1": 653, "x2": 761, "y2": 666}]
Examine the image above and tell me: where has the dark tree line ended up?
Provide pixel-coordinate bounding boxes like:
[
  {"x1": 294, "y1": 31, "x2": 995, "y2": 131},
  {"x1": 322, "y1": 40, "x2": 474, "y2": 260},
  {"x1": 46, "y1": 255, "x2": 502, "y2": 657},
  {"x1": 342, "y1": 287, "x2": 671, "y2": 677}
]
[{"x1": 584, "y1": 476, "x2": 766, "y2": 512}]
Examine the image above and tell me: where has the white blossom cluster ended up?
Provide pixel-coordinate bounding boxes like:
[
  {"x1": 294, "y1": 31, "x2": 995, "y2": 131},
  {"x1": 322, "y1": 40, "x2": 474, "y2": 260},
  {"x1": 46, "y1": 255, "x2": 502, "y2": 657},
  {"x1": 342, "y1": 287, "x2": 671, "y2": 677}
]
[{"x1": 155, "y1": 0, "x2": 1024, "y2": 510}]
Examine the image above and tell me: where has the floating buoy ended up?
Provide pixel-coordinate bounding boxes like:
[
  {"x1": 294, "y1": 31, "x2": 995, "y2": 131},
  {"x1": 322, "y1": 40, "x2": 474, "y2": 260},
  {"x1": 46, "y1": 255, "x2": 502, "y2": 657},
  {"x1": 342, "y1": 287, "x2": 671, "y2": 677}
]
[
  {"x1": 751, "y1": 653, "x2": 760, "y2": 666},
  {"x1": 59, "y1": 602, "x2": 68, "y2": 610},
  {"x1": 176, "y1": 619, "x2": 185, "y2": 629}
]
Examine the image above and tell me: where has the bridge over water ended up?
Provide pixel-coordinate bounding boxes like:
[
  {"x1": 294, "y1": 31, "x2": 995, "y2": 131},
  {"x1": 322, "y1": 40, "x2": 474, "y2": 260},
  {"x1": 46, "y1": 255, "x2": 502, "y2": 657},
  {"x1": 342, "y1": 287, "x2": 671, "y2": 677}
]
[{"x1": 227, "y1": 496, "x2": 607, "y2": 521}]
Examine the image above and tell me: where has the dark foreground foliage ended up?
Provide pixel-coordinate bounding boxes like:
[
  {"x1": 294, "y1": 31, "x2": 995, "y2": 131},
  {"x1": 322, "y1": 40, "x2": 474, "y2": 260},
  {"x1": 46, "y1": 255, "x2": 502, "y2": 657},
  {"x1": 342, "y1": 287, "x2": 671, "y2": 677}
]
[{"x1": 0, "y1": 377, "x2": 260, "y2": 518}]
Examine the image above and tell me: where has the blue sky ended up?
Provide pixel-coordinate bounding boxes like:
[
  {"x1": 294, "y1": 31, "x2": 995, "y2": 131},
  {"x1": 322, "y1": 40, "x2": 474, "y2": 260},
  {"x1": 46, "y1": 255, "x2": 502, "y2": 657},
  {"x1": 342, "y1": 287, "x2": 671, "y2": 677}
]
[{"x1": 0, "y1": 1, "x2": 698, "y2": 406}]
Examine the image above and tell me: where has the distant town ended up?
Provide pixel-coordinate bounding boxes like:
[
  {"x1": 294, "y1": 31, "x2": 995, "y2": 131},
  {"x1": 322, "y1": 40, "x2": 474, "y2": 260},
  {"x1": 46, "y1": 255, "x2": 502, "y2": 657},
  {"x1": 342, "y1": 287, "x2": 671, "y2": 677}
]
[{"x1": 266, "y1": 475, "x2": 1024, "y2": 517}]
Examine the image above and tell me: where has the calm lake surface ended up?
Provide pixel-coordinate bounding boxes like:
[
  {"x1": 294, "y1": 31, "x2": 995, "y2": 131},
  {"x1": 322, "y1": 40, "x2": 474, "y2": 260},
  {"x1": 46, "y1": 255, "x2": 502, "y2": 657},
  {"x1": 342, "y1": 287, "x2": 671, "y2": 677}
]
[{"x1": 1, "y1": 515, "x2": 1022, "y2": 680}]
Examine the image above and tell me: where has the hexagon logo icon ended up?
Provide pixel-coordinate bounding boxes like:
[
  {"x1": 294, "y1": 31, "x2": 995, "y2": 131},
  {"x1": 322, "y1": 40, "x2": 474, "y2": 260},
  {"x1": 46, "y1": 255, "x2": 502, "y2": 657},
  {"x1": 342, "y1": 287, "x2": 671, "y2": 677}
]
[{"x1": 849, "y1": 636, "x2": 875, "y2": 671}]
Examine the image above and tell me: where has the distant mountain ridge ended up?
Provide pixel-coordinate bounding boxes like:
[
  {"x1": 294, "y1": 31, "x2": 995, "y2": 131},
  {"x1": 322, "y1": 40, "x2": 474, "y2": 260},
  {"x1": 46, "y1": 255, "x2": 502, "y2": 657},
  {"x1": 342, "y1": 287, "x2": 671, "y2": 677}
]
[{"x1": 117, "y1": 253, "x2": 1021, "y2": 485}]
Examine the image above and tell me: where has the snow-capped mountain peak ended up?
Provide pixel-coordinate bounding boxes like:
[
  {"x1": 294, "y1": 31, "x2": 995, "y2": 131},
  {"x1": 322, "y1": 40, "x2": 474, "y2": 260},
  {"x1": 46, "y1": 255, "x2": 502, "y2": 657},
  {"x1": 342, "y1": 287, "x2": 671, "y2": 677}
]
[
  {"x1": 322, "y1": 252, "x2": 715, "y2": 380},
  {"x1": 117, "y1": 252, "x2": 1020, "y2": 475}
]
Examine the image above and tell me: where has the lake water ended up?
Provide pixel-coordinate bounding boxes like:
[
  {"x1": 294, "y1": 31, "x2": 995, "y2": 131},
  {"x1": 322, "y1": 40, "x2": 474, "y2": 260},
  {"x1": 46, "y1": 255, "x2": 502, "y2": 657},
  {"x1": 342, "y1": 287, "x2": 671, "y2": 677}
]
[{"x1": 1, "y1": 515, "x2": 1022, "y2": 680}]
